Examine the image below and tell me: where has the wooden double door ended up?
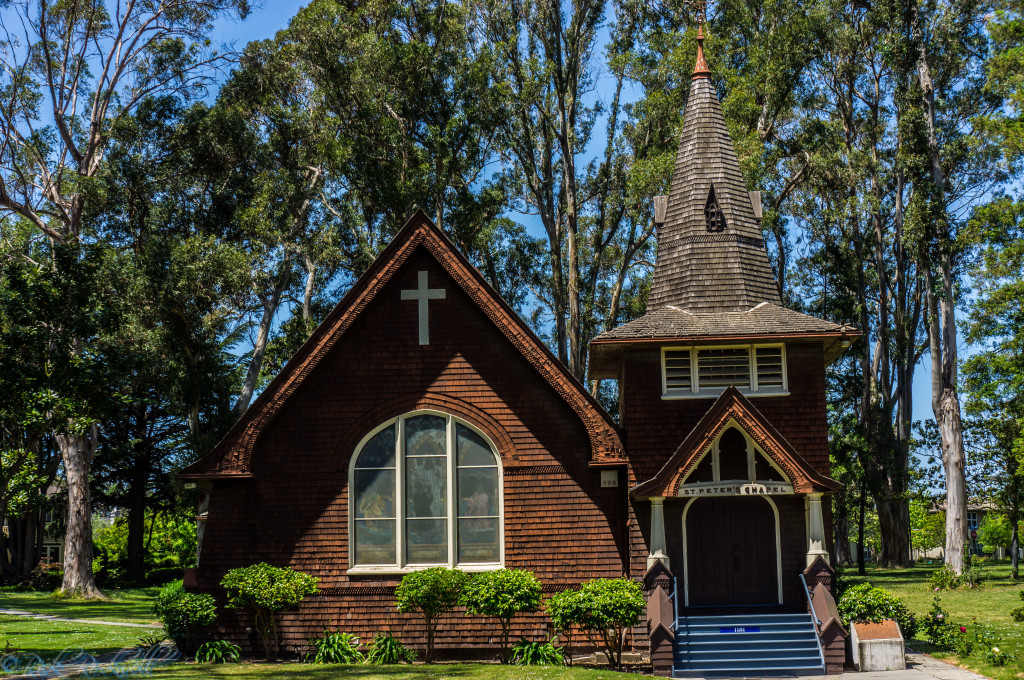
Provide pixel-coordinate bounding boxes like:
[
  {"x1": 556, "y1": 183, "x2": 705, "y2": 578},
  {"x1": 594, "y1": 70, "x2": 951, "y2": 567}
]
[{"x1": 685, "y1": 496, "x2": 780, "y2": 606}]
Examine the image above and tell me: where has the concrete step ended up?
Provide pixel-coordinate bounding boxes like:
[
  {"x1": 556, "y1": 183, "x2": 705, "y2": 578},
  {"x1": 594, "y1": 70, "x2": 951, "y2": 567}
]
[
  {"x1": 679, "y1": 645, "x2": 821, "y2": 660},
  {"x1": 673, "y1": 612, "x2": 825, "y2": 676}
]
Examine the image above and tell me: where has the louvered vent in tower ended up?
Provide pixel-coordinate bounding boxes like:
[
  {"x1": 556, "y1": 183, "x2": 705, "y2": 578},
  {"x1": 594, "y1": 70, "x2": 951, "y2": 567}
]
[{"x1": 705, "y1": 185, "x2": 725, "y2": 232}]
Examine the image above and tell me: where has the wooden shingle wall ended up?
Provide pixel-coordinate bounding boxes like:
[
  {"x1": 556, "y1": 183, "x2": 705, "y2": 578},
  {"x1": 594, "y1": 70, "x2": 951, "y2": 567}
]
[
  {"x1": 192, "y1": 248, "x2": 631, "y2": 656},
  {"x1": 620, "y1": 343, "x2": 830, "y2": 483}
]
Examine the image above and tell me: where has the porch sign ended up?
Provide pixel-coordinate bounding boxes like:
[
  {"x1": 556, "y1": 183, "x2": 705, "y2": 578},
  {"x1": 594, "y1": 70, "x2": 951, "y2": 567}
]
[{"x1": 680, "y1": 482, "x2": 793, "y2": 497}]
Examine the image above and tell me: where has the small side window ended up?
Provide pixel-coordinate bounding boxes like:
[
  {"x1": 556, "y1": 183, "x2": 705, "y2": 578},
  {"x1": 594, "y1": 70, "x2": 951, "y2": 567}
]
[{"x1": 705, "y1": 184, "x2": 726, "y2": 232}]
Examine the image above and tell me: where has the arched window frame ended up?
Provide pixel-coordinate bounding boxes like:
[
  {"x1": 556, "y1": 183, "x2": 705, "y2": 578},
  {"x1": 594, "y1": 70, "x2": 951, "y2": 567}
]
[
  {"x1": 680, "y1": 421, "x2": 792, "y2": 487},
  {"x1": 347, "y1": 410, "x2": 505, "y2": 574}
]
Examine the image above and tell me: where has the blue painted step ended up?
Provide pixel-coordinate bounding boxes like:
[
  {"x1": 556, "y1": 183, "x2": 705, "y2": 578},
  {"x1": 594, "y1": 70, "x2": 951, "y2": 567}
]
[{"x1": 673, "y1": 612, "x2": 825, "y2": 677}]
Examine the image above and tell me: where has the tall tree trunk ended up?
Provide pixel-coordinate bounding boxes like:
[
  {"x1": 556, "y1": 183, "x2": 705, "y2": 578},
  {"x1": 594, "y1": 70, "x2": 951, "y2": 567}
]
[
  {"x1": 834, "y1": 494, "x2": 853, "y2": 566},
  {"x1": 914, "y1": 0, "x2": 967, "y2": 576},
  {"x1": 858, "y1": 477, "x2": 866, "y2": 574},
  {"x1": 56, "y1": 425, "x2": 103, "y2": 598},
  {"x1": 235, "y1": 256, "x2": 292, "y2": 415}
]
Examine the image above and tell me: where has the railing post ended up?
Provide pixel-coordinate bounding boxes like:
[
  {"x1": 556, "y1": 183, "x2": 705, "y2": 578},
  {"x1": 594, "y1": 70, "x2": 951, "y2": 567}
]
[{"x1": 645, "y1": 561, "x2": 676, "y2": 676}]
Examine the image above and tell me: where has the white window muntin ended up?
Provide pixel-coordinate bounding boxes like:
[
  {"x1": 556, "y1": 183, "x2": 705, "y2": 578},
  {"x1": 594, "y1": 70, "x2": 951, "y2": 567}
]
[
  {"x1": 662, "y1": 344, "x2": 789, "y2": 398},
  {"x1": 348, "y1": 410, "x2": 504, "y2": 574}
]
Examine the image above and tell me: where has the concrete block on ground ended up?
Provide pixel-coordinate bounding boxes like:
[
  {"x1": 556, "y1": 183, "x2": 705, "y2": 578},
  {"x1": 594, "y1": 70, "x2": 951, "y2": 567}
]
[{"x1": 851, "y1": 620, "x2": 906, "y2": 672}]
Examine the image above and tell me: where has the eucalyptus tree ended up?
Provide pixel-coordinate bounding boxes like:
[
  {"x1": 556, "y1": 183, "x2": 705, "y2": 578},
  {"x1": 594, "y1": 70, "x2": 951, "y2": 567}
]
[
  {"x1": 899, "y1": 0, "x2": 1004, "y2": 573},
  {"x1": 0, "y1": 0, "x2": 250, "y2": 596}
]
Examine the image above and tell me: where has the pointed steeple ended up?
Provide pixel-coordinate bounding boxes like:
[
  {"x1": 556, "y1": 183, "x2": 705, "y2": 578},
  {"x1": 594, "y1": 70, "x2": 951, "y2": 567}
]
[{"x1": 647, "y1": 27, "x2": 781, "y2": 313}]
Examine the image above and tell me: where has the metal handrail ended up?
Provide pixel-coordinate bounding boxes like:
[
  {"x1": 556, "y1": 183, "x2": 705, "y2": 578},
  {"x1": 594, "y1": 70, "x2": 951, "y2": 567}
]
[
  {"x1": 800, "y1": 572, "x2": 827, "y2": 672},
  {"x1": 671, "y1": 574, "x2": 679, "y2": 631},
  {"x1": 799, "y1": 572, "x2": 822, "y2": 627}
]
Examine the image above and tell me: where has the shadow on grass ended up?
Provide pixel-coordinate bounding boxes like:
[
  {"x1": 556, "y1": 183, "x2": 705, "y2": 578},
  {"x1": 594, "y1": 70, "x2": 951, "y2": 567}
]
[
  {"x1": 146, "y1": 662, "x2": 479, "y2": 679},
  {"x1": 2, "y1": 588, "x2": 161, "y2": 624}
]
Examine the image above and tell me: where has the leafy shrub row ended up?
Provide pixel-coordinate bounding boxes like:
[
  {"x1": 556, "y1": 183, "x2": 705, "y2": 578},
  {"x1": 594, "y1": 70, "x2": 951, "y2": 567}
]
[
  {"x1": 395, "y1": 566, "x2": 643, "y2": 668},
  {"x1": 154, "y1": 562, "x2": 642, "y2": 668},
  {"x1": 154, "y1": 562, "x2": 318, "y2": 660}
]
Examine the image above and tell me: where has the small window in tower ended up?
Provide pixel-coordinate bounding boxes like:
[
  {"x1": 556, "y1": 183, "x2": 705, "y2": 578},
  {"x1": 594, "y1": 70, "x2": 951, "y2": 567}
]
[{"x1": 705, "y1": 185, "x2": 725, "y2": 232}]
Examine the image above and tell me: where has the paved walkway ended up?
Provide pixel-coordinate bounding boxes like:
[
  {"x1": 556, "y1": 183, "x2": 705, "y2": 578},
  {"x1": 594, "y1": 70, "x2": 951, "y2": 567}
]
[
  {"x1": 0, "y1": 607, "x2": 161, "y2": 628},
  {"x1": 771, "y1": 650, "x2": 989, "y2": 680}
]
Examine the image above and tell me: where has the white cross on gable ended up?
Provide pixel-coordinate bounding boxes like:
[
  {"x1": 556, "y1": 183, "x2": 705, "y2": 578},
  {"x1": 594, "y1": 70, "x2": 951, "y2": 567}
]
[{"x1": 401, "y1": 270, "x2": 446, "y2": 345}]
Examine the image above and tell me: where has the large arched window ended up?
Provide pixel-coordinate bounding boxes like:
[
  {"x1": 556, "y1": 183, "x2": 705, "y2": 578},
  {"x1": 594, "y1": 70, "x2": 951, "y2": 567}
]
[{"x1": 350, "y1": 411, "x2": 502, "y2": 571}]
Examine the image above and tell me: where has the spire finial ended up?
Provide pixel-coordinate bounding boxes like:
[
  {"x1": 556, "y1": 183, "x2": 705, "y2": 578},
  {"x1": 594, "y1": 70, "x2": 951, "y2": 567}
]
[{"x1": 688, "y1": 0, "x2": 711, "y2": 80}]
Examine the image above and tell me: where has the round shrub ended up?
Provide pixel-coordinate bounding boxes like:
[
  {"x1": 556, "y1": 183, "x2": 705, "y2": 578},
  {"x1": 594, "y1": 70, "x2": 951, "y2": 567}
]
[
  {"x1": 838, "y1": 582, "x2": 917, "y2": 638},
  {"x1": 153, "y1": 580, "x2": 217, "y2": 648},
  {"x1": 220, "y1": 563, "x2": 318, "y2": 660},
  {"x1": 395, "y1": 567, "x2": 469, "y2": 662},
  {"x1": 460, "y1": 568, "x2": 542, "y2": 663},
  {"x1": 547, "y1": 578, "x2": 644, "y2": 669}
]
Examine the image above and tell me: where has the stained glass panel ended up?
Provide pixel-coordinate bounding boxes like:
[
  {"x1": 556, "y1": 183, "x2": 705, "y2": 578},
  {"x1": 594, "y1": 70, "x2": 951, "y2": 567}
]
[
  {"x1": 355, "y1": 519, "x2": 395, "y2": 565},
  {"x1": 458, "y1": 467, "x2": 498, "y2": 517},
  {"x1": 356, "y1": 425, "x2": 396, "y2": 468},
  {"x1": 405, "y1": 415, "x2": 446, "y2": 456},
  {"x1": 354, "y1": 469, "x2": 395, "y2": 519},
  {"x1": 457, "y1": 425, "x2": 495, "y2": 466},
  {"x1": 406, "y1": 518, "x2": 447, "y2": 563},
  {"x1": 457, "y1": 518, "x2": 499, "y2": 563},
  {"x1": 406, "y1": 456, "x2": 446, "y2": 518}
]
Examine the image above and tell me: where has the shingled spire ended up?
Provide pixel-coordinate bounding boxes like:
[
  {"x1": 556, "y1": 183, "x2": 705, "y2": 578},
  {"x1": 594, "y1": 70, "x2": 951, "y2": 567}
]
[{"x1": 647, "y1": 24, "x2": 781, "y2": 313}]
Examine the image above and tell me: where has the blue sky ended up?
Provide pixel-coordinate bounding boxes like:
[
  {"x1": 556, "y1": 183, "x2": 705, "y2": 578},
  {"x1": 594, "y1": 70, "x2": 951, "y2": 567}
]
[{"x1": 214, "y1": 0, "x2": 946, "y2": 435}]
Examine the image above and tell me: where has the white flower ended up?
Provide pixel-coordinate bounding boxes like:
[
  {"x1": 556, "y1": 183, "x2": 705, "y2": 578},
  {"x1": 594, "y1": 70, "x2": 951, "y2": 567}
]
[
  {"x1": 992, "y1": 647, "x2": 1000, "y2": 654},
  {"x1": 937, "y1": 614, "x2": 944, "y2": 620}
]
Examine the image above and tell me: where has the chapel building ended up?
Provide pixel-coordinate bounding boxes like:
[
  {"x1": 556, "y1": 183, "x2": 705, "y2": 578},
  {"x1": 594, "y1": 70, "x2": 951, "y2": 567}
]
[{"x1": 181, "y1": 27, "x2": 855, "y2": 676}]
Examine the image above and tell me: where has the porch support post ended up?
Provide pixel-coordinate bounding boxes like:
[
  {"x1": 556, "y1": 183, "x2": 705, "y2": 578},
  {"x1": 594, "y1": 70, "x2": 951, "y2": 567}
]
[
  {"x1": 648, "y1": 496, "x2": 670, "y2": 570},
  {"x1": 806, "y1": 492, "x2": 830, "y2": 566}
]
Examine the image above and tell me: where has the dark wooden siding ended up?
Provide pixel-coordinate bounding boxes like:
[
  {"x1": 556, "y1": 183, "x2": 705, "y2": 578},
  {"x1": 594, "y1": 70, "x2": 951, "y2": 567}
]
[{"x1": 193, "y1": 247, "x2": 631, "y2": 656}]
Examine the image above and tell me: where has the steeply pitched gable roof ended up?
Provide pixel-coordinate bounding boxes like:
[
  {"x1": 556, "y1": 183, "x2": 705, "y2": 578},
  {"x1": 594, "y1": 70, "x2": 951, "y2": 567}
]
[
  {"x1": 632, "y1": 386, "x2": 839, "y2": 497},
  {"x1": 181, "y1": 212, "x2": 624, "y2": 479},
  {"x1": 648, "y1": 76, "x2": 781, "y2": 313}
]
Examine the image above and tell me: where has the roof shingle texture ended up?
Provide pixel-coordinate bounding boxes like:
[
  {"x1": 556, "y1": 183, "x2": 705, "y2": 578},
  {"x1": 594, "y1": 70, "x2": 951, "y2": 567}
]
[
  {"x1": 593, "y1": 303, "x2": 852, "y2": 342},
  {"x1": 648, "y1": 77, "x2": 781, "y2": 313}
]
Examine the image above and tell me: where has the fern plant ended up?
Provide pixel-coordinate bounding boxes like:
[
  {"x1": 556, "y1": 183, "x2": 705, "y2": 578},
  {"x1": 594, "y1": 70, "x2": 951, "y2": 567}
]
[
  {"x1": 195, "y1": 640, "x2": 241, "y2": 664},
  {"x1": 305, "y1": 630, "x2": 364, "y2": 664},
  {"x1": 511, "y1": 636, "x2": 565, "y2": 666},
  {"x1": 365, "y1": 631, "x2": 416, "y2": 664}
]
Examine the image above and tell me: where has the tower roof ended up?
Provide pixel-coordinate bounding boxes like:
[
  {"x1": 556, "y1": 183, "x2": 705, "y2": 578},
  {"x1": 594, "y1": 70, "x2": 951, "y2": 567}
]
[
  {"x1": 588, "y1": 29, "x2": 859, "y2": 379},
  {"x1": 647, "y1": 74, "x2": 781, "y2": 312}
]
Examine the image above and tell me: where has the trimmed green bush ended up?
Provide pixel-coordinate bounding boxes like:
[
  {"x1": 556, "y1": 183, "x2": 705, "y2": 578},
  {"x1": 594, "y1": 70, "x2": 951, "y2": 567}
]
[
  {"x1": 838, "y1": 582, "x2": 918, "y2": 638},
  {"x1": 460, "y1": 568, "x2": 542, "y2": 664},
  {"x1": 220, "y1": 563, "x2": 318, "y2": 660},
  {"x1": 546, "y1": 578, "x2": 644, "y2": 669},
  {"x1": 395, "y1": 567, "x2": 469, "y2": 662},
  {"x1": 153, "y1": 580, "x2": 217, "y2": 648}
]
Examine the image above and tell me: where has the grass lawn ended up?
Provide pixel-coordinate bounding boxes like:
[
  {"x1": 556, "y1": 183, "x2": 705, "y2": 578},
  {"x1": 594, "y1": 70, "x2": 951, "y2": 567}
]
[
  {"x1": 143, "y1": 663, "x2": 643, "y2": 679},
  {"x1": 846, "y1": 559, "x2": 1024, "y2": 680},
  {"x1": 0, "y1": 613, "x2": 158, "y2": 662},
  {"x1": 0, "y1": 587, "x2": 161, "y2": 625}
]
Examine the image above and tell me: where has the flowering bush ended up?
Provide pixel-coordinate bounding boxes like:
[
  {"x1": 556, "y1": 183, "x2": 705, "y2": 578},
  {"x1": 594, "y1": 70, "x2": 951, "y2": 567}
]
[
  {"x1": 922, "y1": 596, "x2": 972, "y2": 655},
  {"x1": 984, "y1": 646, "x2": 1015, "y2": 666}
]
